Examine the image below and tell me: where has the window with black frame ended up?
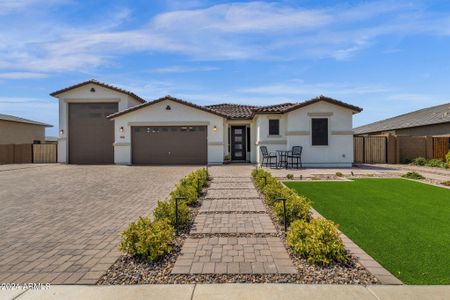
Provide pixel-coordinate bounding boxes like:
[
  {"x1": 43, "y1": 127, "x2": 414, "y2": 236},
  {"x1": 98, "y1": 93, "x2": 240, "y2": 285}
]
[
  {"x1": 269, "y1": 119, "x2": 279, "y2": 135},
  {"x1": 311, "y1": 118, "x2": 328, "y2": 146}
]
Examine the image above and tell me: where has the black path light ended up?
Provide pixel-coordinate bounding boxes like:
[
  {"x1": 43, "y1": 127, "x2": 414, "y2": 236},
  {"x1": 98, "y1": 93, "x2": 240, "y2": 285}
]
[
  {"x1": 175, "y1": 196, "x2": 186, "y2": 235},
  {"x1": 273, "y1": 197, "x2": 287, "y2": 233}
]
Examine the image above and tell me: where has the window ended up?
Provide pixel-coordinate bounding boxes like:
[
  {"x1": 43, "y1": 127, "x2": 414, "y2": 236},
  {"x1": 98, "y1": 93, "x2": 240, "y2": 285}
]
[
  {"x1": 269, "y1": 119, "x2": 280, "y2": 135},
  {"x1": 311, "y1": 118, "x2": 328, "y2": 146}
]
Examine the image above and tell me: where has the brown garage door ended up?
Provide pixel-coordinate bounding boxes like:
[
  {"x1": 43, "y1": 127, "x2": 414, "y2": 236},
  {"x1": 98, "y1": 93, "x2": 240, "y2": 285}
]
[
  {"x1": 69, "y1": 103, "x2": 118, "y2": 164},
  {"x1": 132, "y1": 126, "x2": 207, "y2": 165}
]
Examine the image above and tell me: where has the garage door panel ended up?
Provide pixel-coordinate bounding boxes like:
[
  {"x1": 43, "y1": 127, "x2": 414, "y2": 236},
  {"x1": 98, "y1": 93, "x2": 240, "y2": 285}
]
[
  {"x1": 69, "y1": 103, "x2": 117, "y2": 164},
  {"x1": 132, "y1": 126, "x2": 207, "y2": 165}
]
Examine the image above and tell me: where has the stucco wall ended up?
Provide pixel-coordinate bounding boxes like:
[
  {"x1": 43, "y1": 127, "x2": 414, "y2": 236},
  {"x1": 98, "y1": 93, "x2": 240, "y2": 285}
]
[
  {"x1": 112, "y1": 99, "x2": 225, "y2": 165},
  {"x1": 56, "y1": 83, "x2": 142, "y2": 163},
  {"x1": 256, "y1": 102, "x2": 355, "y2": 167},
  {"x1": 0, "y1": 120, "x2": 46, "y2": 144}
]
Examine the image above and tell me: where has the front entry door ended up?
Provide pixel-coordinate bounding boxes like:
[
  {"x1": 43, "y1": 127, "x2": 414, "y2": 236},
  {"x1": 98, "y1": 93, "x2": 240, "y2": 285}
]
[{"x1": 231, "y1": 126, "x2": 246, "y2": 161}]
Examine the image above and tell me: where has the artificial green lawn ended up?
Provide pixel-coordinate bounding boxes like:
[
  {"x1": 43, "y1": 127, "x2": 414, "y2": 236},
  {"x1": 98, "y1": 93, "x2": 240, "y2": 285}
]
[{"x1": 284, "y1": 179, "x2": 450, "y2": 285}]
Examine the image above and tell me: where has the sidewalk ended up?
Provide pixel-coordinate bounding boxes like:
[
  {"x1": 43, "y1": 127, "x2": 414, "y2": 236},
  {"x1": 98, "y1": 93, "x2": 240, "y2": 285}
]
[{"x1": 3, "y1": 284, "x2": 449, "y2": 300}]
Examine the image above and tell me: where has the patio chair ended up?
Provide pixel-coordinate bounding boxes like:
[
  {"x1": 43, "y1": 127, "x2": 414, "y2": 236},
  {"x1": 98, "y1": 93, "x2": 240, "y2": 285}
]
[
  {"x1": 287, "y1": 146, "x2": 303, "y2": 169},
  {"x1": 260, "y1": 146, "x2": 277, "y2": 168}
]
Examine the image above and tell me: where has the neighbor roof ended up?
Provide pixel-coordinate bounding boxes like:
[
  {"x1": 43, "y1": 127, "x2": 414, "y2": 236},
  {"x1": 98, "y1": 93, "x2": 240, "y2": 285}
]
[
  {"x1": 50, "y1": 79, "x2": 146, "y2": 103},
  {"x1": 354, "y1": 102, "x2": 450, "y2": 134},
  {"x1": 108, "y1": 95, "x2": 362, "y2": 120},
  {"x1": 0, "y1": 113, "x2": 52, "y2": 127}
]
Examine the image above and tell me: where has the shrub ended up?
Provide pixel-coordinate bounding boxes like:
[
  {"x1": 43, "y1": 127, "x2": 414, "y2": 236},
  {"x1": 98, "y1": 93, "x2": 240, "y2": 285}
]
[
  {"x1": 287, "y1": 218, "x2": 347, "y2": 266},
  {"x1": 119, "y1": 217, "x2": 175, "y2": 262},
  {"x1": 446, "y1": 150, "x2": 450, "y2": 168},
  {"x1": 286, "y1": 174, "x2": 294, "y2": 180},
  {"x1": 335, "y1": 171, "x2": 343, "y2": 177},
  {"x1": 273, "y1": 195, "x2": 311, "y2": 225},
  {"x1": 224, "y1": 154, "x2": 231, "y2": 161},
  {"x1": 311, "y1": 176, "x2": 321, "y2": 180},
  {"x1": 402, "y1": 171, "x2": 425, "y2": 180},
  {"x1": 410, "y1": 157, "x2": 427, "y2": 166},
  {"x1": 170, "y1": 183, "x2": 198, "y2": 206},
  {"x1": 153, "y1": 199, "x2": 192, "y2": 227},
  {"x1": 170, "y1": 168, "x2": 209, "y2": 206},
  {"x1": 441, "y1": 181, "x2": 450, "y2": 186},
  {"x1": 425, "y1": 159, "x2": 445, "y2": 168}
]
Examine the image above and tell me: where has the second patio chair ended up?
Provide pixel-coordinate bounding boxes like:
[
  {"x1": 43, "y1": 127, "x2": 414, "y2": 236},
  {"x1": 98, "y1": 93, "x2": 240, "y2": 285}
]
[{"x1": 287, "y1": 146, "x2": 303, "y2": 169}]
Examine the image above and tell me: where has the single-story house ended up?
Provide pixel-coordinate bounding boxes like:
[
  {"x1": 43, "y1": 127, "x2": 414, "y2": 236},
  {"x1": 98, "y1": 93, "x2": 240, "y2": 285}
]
[
  {"x1": 51, "y1": 80, "x2": 362, "y2": 166},
  {"x1": 0, "y1": 113, "x2": 52, "y2": 144},
  {"x1": 354, "y1": 102, "x2": 450, "y2": 163},
  {"x1": 354, "y1": 102, "x2": 450, "y2": 137}
]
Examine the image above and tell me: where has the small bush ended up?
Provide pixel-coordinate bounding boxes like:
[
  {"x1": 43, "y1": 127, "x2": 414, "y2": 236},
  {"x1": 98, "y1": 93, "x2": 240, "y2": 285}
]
[
  {"x1": 410, "y1": 157, "x2": 427, "y2": 166},
  {"x1": 119, "y1": 217, "x2": 175, "y2": 262},
  {"x1": 446, "y1": 150, "x2": 450, "y2": 168},
  {"x1": 426, "y1": 159, "x2": 446, "y2": 168},
  {"x1": 335, "y1": 171, "x2": 343, "y2": 177},
  {"x1": 402, "y1": 171, "x2": 425, "y2": 180},
  {"x1": 440, "y1": 181, "x2": 450, "y2": 186},
  {"x1": 170, "y1": 183, "x2": 198, "y2": 206},
  {"x1": 224, "y1": 154, "x2": 231, "y2": 161},
  {"x1": 273, "y1": 195, "x2": 311, "y2": 225},
  {"x1": 286, "y1": 174, "x2": 294, "y2": 180},
  {"x1": 287, "y1": 218, "x2": 347, "y2": 266},
  {"x1": 311, "y1": 176, "x2": 321, "y2": 180},
  {"x1": 170, "y1": 168, "x2": 209, "y2": 206},
  {"x1": 153, "y1": 199, "x2": 192, "y2": 227}
]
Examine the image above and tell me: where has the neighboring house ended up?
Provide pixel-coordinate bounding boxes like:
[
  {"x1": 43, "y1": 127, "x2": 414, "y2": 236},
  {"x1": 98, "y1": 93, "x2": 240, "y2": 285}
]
[
  {"x1": 51, "y1": 80, "x2": 362, "y2": 166},
  {"x1": 0, "y1": 113, "x2": 52, "y2": 144},
  {"x1": 354, "y1": 102, "x2": 450, "y2": 136},
  {"x1": 353, "y1": 103, "x2": 450, "y2": 163}
]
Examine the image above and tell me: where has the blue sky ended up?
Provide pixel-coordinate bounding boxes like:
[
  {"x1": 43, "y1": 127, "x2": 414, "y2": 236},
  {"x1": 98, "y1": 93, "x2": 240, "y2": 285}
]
[{"x1": 1, "y1": 0, "x2": 450, "y2": 136}]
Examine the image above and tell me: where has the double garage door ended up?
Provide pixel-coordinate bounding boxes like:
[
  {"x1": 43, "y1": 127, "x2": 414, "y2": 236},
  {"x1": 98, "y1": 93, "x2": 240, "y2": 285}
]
[{"x1": 132, "y1": 126, "x2": 207, "y2": 165}]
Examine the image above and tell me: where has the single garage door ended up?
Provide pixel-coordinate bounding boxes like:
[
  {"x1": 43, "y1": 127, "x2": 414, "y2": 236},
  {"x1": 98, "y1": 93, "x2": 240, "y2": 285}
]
[
  {"x1": 132, "y1": 126, "x2": 207, "y2": 165},
  {"x1": 68, "y1": 103, "x2": 118, "y2": 164}
]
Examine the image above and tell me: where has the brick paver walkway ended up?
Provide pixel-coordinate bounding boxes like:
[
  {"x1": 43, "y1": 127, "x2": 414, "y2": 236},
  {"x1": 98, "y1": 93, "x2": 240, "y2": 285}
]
[
  {"x1": 172, "y1": 165, "x2": 296, "y2": 274},
  {"x1": 0, "y1": 165, "x2": 196, "y2": 284}
]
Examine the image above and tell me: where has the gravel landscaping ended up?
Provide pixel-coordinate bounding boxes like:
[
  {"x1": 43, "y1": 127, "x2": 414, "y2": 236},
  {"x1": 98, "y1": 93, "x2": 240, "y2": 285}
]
[{"x1": 98, "y1": 168, "x2": 378, "y2": 285}]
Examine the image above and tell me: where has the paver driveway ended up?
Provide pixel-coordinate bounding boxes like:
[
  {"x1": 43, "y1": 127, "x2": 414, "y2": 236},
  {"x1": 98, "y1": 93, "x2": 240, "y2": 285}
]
[{"x1": 0, "y1": 164, "x2": 196, "y2": 284}]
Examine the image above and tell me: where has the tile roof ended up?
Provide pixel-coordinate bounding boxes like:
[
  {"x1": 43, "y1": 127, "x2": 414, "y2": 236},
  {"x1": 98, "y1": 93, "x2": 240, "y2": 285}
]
[
  {"x1": 354, "y1": 102, "x2": 450, "y2": 134},
  {"x1": 108, "y1": 95, "x2": 362, "y2": 120},
  {"x1": 50, "y1": 79, "x2": 146, "y2": 103},
  {"x1": 0, "y1": 113, "x2": 52, "y2": 127},
  {"x1": 204, "y1": 104, "x2": 259, "y2": 119},
  {"x1": 108, "y1": 96, "x2": 228, "y2": 119},
  {"x1": 254, "y1": 103, "x2": 297, "y2": 113}
]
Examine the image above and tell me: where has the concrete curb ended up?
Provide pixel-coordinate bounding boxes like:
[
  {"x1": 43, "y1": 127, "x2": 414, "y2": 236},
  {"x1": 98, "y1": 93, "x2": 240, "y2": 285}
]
[{"x1": 4, "y1": 284, "x2": 450, "y2": 300}]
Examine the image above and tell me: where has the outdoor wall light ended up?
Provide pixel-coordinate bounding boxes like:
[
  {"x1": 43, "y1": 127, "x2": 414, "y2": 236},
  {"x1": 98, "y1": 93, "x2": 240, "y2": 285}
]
[
  {"x1": 213, "y1": 125, "x2": 217, "y2": 132},
  {"x1": 119, "y1": 126, "x2": 124, "y2": 133},
  {"x1": 59, "y1": 129, "x2": 64, "y2": 135}
]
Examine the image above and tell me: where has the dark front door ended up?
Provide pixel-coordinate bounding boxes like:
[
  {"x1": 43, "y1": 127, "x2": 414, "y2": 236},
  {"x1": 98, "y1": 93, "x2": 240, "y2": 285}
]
[
  {"x1": 131, "y1": 126, "x2": 207, "y2": 165},
  {"x1": 231, "y1": 126, "x2": 246, "y2": 161},
  {"x1": 68, "y1": 103, "x2": 118, "y2": 164}
]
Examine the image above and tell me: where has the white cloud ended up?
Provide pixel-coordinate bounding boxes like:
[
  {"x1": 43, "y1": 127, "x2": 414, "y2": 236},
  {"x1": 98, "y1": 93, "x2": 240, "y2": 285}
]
[
  {"x1": 149, "y1": 65, "x2": 219, "y2": 73},
  {"x1": 1, "y1": 1, "x2": 450, "y2": 73},
  {"x1": 0, "y1": 72, "x2": 48, "y2": 79},
  {"x1": 241, "y1": 80, "x2": 391, "y2": 97}
]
